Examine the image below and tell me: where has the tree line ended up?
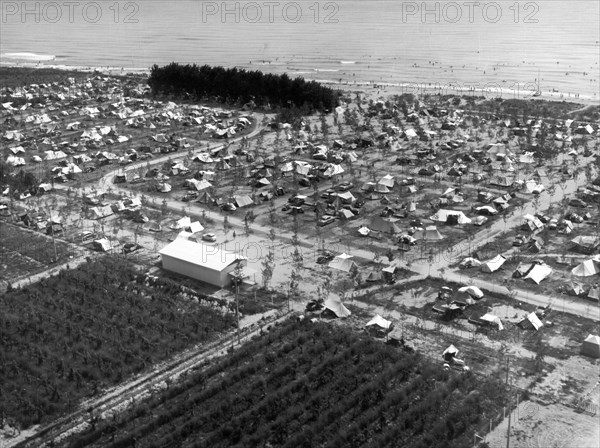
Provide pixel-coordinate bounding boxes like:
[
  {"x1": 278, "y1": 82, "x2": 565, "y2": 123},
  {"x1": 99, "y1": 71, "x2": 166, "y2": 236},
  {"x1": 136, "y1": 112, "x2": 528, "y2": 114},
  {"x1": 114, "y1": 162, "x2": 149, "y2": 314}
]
[{"x1": 148, "y1": 63, "x2": 340, "y2": 112}]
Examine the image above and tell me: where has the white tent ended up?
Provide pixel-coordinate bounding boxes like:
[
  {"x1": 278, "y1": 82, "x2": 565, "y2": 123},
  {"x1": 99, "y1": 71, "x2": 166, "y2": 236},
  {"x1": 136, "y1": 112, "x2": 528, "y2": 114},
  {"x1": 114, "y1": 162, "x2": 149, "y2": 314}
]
[
  {"x1": 519, "y1": 152, "x2": 536, "y2": 164},
  {"x1": 571, "y1": 259, "x2": 600, "y2": 277},
  {"x1": 525, "y1": 180, "x2": 545, "y2": 194},
  {"x1": 413, "y1": 226, "x2": 444, "y2": 240},
  {"x1": 519, "y1": 312, "x2": 543, "y2": 331},
  {"x1": 366, "y1": 314, "x2": 392, "y2": 330},
  {"x1": 582, "y1": 334, "x2": 600, "y2": 358},
  {"x1": 324, "y1": 164, "x2": 344, "y2": 177},
  {"x1": 442, "y1": 344, "x2": 459, "y2": 359},
  {"x1": 458, "y1": 285, "x2": 484, "y2": 299},
  {"x1": 328, "y1": 253, "x2": 357, "y2": 273},
  {"x1": 480, "y1": 313, "x2": 504, "y2": 330},
  {"x1": 187, "y1": 221, "x2": 204, "y2": 234},
  {"x1": 481, "y1": 255, "x2": 506, "y2": 273},
  {"x1": 170, "y1": 216, "x2": 191, "y2": 230},
  {"x1": 459, "y1": 257, "x2": 482, "y2": 268},
  {"x1": 358, "y1": 226, "x2": 370, "y2": 236},
  {"x1": 378, "y1": 174, "x2": 395, "y2": 188},
  {"x1": 524, "y1": 264, "x2": 553, "y2": 284},
  {"x1": 430, "y1": 209, "x2": 472, "y2": 224},
  {"x1": 323, "y1": 298, "x2": 351, "y2": 318}
]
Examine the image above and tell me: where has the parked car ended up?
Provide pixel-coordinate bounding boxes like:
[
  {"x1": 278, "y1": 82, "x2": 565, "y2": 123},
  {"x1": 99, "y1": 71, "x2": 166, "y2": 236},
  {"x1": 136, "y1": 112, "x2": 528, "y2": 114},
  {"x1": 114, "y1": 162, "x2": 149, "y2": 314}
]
[
  {"x1": 535, "y1": 213, "x2": 551, "y2": 224},
  {"x1": 320, "y1": 189, "x2": 336, "y2": 199},
  {"x1": 548, "y1": 218, "x2": 558, "y2": 230},
  {"x1": 565, "y1": 212, "x2": 584, "y2": 223},
  {"x1": 512, "y1": 234, "x2": 526, "y2": 247},
  {"x1": 182, "y1": 192, "x2": 198, "y2": 202},
  {"x1": 409, "y1": 218, "x2": 422, "y2": 228},
  {"x1": 122, "y1": 243, "x2": 141, "y2": 254},
  {"x1": 569, "y1": 198, "x2": 588, "y2": 208},
  {"x1": 317, "y1": 215, "x2": 336, "y2": 226},
  {"x1": 316, "y1": 251, "x2": 335, "y2": 264},
  {"x1": 201, "y1": 233, "x2": 217, "y2": 242},
  {"x1": 336, "y1": 182, "x2": 354, "y2": 192},
  {"x1": 77, "y1": 231, "x2": 96, "y2": 242}
]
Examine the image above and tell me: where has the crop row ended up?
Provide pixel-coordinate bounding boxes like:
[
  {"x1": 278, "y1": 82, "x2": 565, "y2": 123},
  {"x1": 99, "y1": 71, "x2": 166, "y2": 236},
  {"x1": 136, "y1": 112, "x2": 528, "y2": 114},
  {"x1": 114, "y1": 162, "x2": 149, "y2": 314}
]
[
  {"x1": 66, "y1": 319, "x2": 510, "y2": 448},
  {"x1": 0, "y1": 257, "x2": 236, "y2": 428}
]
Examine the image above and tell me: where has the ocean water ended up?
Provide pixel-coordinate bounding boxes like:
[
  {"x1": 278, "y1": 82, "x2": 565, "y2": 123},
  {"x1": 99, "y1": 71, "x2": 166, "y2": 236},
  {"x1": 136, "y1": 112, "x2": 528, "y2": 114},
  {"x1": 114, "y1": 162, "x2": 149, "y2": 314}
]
[{"x1": 1, "y1": 0, "x2": 599, "y2": 100}]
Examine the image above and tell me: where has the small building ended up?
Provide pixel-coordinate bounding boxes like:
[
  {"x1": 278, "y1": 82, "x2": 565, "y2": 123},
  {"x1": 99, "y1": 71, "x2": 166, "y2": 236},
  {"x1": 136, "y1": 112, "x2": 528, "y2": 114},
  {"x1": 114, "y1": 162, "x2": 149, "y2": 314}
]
[{"x1": 159, "y1": 239, "x2": 248, "y2": 288}]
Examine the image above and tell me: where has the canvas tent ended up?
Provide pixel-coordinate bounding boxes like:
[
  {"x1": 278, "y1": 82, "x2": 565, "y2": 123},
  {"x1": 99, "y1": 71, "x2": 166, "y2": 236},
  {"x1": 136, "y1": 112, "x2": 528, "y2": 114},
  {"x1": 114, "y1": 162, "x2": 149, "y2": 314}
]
[
  {"x1": 365, "y1": 314, "x2": 393, "y2": 331},
  {"x1": 369, "y1": 216, "x2": 401, "y2": 235},
  {"x1": 378, "y1": 174, "x2": 395, "y2": 188},
  {"x1": 480, "y1": 313, "x2": 504, "y2": 330},
  {"x1": 481, "y1": 255, "x2": 506, "y2": 273},
  {"x1": 571, "y1": 259, "x2": 600, "y2": 277},
  {"x1": 519, "y1": 312, "x2": 543, "y2": 331},
  {"x1": 524, "y1": 264, "x2": 553, "y2": 284},
  {"x1": 570, "y1": 236, "x2": 599, "y2": 254},
  {"x1": 442, "y1": 345, "x2": 459, "y2": 362},
  {"x1": 458, "y1": 285, "x2": 484, "y2": 299},
  {"x1": 413, "y1": 226, "x2": 444, "y2": 241},
  {"x1": 328, "y1": 253, "x2": 357, "y2": 273},
  {"x1": 581, "y1": 334, "x2": 600, "y2": 358},
  {"x1": 322, "y1": 298, "x2": 351, "y2": 318},
  {"x1": 430, "y1": 209, "x2": 472, "y2": 225}
]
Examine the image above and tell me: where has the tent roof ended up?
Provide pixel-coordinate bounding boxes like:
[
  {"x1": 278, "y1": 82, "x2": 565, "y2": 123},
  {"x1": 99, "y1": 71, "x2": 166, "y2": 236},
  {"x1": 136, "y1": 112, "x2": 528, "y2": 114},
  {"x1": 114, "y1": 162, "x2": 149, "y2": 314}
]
[
  {"x1": 457, "y1": 285, "x2": 484, "y2": 299},
  {"x1": 413, "y1": 226, "x2": 444, "y2": 240},
  {"x1": 481, "y1": 255, "x2": 506, "y2": 273},
  {"x1": 584, "y1": 334, "x2": 600, "y2": 344},
  {"x1": 524, "y1": 264, "x2": 553, "y2": 284},
  {"x1": 443, "y1": 345, "x2": 459, "y2": 356},
  {"x1": 328, "y1": 254, "x2": 357, "y2": 272},
  {"x1": 571, "y1": 259, "x2": 600, "y2": 277},
  {"x1": 323, "y1": 298, "x2": 351, "y2": 318},
  {"x1": 521, "y1": 312, "x2": 543, "y2": 330},
  {"x1": 366, "y1": 314, "x2": 392, "y2": 329},
  {"x1": 430, "y1": 209, "x2": 471, "y2": 224}
]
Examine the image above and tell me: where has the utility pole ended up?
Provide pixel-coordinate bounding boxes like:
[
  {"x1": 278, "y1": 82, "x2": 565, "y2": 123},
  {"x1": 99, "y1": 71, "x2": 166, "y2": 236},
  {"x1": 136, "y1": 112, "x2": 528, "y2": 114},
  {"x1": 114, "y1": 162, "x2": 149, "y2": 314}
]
[
  {"x1": 505, "y1": 356, "x2": 511, "y2": 448},
  {"x1": 235, "y1": 261, "x2": 241, "y2": 343}
]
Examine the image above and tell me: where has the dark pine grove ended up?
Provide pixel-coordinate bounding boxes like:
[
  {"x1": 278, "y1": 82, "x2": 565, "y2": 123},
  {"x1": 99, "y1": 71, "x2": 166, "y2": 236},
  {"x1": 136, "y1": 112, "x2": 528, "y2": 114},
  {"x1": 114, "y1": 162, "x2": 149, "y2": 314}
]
[{"x1": 147, "y1": 63, "x2": 340, "y2": 112}]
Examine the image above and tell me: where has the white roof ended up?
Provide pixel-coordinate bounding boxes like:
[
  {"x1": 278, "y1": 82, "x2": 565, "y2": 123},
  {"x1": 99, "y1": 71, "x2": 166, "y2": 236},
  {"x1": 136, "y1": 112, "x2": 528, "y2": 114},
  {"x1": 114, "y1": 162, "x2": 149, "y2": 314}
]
[
  {"x1": 366, "y1": 314, "x2": 392, "y2": 329},
  {"x1": 458, "y1": 285, "x2": 484, "y2": 299},
  {"x1": 481, "y1": 313, "x2": 504, "y2": 330},
  {"x1": 430, "y1": 209, "x2": 472, "y2": 224},
  {"x1": 481, "y1": 255, "x2": 506, "y2": 273},
  {"x1": 188, "y1": 221, "x2": 204, "y2": 233},
  {"x1": 413, "y1": 226, "x2": 444, "y2": 240},
  {"x1": 159, "y1": 239, "x2": 246, "y2": 271},
  {"x1": 378, "y1": 174, "x2": 395, "y2": 188},
  {"x1": 323, "y1": 298, "x2": 351, "y2": 318},
  {"x1": 328, "y1": 254, "x2": 357, "y2": 272},
  {"x1": 571, "y1": 259, "x2": 600, "y2": 277},
  {"x1": 522, "y1": 312, "x2": 543, "y2": 330},
  {"x1": 524, "y1": 264, "x2": 552, "y2": 284},
  {"x1": 584, "y1": 334, "x2": 600, "y2": 345}
]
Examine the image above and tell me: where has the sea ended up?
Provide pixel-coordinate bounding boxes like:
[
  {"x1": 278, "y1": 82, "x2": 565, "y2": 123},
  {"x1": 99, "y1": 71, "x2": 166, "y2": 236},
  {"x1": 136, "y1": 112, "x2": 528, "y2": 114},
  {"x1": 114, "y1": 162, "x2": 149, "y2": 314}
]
[{"x1": 1, "y1": 0, "x2": 599, "y2": 101}]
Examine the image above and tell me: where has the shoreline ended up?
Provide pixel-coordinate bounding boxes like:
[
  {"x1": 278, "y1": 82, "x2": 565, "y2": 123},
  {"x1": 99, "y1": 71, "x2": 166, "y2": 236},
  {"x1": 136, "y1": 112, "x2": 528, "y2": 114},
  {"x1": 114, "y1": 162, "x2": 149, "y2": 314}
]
[{"x1": 1, "y1": 62, "x2": 599, "y2": 107}]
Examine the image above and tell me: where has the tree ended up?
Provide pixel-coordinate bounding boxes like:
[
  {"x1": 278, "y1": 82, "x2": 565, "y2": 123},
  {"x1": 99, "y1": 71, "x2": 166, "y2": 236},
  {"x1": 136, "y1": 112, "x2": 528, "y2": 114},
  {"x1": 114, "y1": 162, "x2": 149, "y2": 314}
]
[{"x1": 261, "y1": 245, "x2": 275, "y2": 290}]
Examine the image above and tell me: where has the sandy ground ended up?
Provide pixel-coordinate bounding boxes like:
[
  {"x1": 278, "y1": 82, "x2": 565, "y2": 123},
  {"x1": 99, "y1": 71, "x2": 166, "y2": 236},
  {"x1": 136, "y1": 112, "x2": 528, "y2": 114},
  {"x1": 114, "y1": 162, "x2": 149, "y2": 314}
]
[{"x1": 487, "y1": 401, "x2": 600, "y2": 448}]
